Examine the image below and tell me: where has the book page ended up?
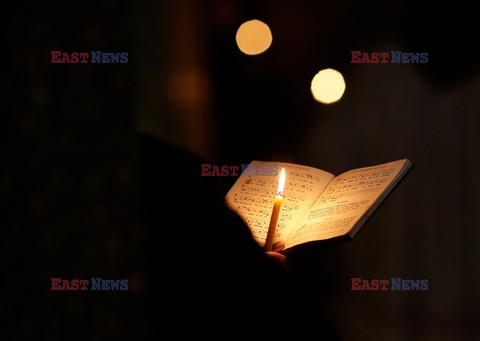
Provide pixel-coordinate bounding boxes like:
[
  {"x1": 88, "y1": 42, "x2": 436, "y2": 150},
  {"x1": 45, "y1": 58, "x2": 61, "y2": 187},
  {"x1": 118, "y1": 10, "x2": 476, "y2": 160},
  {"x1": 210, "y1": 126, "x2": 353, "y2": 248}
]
[
  {"x1": 225, "y1": 161, "x2": 334, "y2": 246},
  {"x1": 284, "y1": 159, "x2": 409, "y2": 249}
]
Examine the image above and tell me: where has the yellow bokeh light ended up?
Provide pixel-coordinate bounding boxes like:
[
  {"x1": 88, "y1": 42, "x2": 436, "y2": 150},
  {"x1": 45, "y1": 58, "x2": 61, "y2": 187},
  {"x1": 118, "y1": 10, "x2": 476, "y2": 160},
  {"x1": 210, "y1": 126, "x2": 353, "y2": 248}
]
[
  {"x1": 310, "y1": 68, "x2": 346, "y2": 104},
  {"x1": 235, "y1": 19, "x2": 272, "y2": 55}
]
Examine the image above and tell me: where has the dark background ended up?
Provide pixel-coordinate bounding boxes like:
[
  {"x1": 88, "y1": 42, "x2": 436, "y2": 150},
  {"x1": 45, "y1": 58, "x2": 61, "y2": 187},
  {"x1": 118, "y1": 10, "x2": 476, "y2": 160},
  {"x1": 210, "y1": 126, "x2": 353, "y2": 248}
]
[{"x1": 3, "y1": 0, "x2": 479, "y2": 339}]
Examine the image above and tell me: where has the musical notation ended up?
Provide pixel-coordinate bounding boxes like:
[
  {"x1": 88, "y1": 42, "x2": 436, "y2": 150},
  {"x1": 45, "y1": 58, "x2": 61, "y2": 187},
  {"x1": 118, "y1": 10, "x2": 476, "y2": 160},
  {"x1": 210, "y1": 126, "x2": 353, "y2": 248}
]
[
  {"x1": 286, "y1": 161, "x2": 403, "y2": 245},
  {"x1": 225, "y1": 161, "x2": 334, "y2": 243}
]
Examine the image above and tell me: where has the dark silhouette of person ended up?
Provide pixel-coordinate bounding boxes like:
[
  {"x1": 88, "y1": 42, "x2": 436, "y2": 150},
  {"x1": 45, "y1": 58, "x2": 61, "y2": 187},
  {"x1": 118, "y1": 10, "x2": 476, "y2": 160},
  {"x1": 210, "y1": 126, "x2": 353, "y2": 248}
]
[
  {"x1": 3, "y1": 3, "x2": 341, "y2": 339},
  {"x1": 135, "y1": 132, "x2": 341, "y2": 338}
]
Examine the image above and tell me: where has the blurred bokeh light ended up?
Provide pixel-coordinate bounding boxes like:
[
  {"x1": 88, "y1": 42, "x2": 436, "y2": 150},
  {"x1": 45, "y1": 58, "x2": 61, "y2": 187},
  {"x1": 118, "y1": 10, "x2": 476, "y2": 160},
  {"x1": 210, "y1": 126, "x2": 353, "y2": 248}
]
[
  {"x1": 311, "y1": 68, "x2": 346, "y2": 104},
  {"x1": 235, "y1": 19, "x2": 272, "y2": 55}
]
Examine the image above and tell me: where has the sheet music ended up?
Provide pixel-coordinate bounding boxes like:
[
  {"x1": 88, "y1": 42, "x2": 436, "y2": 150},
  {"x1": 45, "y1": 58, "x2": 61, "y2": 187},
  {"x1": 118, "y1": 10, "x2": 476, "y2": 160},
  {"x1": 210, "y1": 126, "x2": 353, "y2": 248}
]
[
  {"x1": 225, "y1": 161, "x2": 333, "y2": 246},
  {"x1": 284, "y1": 160, "x2": 407, "y2": 248}
]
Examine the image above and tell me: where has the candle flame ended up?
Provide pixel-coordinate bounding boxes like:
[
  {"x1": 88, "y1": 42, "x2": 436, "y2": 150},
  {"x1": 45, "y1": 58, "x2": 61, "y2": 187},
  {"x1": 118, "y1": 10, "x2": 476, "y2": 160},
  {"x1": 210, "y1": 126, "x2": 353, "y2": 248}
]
[{"x1": 277, "y1": 168, "x2": 286, "y2": 196}]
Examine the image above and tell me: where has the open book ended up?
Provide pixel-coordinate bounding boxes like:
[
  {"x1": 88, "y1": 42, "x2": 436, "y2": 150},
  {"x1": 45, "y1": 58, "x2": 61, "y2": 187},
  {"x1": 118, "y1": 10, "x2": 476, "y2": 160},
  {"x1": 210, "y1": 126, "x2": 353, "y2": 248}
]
[{"x1": 225, "y1": 159, "x2": 412, "y2": 251}]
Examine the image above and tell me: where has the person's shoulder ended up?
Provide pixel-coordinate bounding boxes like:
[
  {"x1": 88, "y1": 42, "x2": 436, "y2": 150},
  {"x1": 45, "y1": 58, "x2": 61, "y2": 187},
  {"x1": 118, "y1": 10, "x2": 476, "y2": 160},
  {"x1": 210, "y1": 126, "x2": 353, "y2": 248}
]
[
  {"x1": 134, "y1": 130, "x2": 204, "y2": 167},
  {"x1": 133, "y1": 130, "x2": 222, "y2": 199}
]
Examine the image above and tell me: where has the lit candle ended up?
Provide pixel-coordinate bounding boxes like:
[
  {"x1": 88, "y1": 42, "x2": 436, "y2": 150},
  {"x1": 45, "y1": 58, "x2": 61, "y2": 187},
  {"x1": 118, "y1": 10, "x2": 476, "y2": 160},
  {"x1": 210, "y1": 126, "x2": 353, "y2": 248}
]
[{"x1": 264, "y1": 168, "x2": 286, "y2": 251}]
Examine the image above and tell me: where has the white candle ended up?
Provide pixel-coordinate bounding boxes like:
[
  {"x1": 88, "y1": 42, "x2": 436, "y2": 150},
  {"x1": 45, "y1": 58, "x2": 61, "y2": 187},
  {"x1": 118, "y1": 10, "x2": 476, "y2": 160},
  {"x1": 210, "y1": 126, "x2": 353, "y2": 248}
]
[{"x1": 264, "y1": 168, "x2": 285, "y2": 251}]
